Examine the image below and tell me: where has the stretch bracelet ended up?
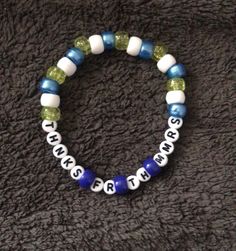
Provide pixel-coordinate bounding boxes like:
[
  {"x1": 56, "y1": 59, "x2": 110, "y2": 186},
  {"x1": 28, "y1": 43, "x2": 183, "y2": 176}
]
[{"x1": 39, "y1": 31, "x2": 187, "y2": 195}]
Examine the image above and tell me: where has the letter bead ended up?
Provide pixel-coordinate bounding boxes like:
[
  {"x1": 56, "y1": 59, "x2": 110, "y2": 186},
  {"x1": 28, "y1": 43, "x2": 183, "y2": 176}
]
[
  {"x1": 57, "y1": 57, "x2": 77, "y2": 77},
  {"x1": 153, "y1": 152, "x2": 168, "y2": 167},
  {"x1": 47, "y1": 131, "x2": 62, "y2": 146},
  {"x1": 103, "y1": 180, "x2": 116, "y2": 195},
  {"x1": 159, "y1": 141, "x2": 174, "y2": 155},
  {"x1": 166, "y1": 90, "x2": 185, "y2": 105},
  {"x1": 126, "y1": 36, "x2": 142, "y2": 56},
  {"x1": 164, "y1": 128, "x2": 179, "y2": 142},
  {"x1": 53, "y1": 144, "x2": 68, "y2": 159},
  {"x1": 127, "y1": 175, "x2": 140, "y2": 190},
  {"x1": 70, "y1": 165, "x2": 85, "y2": 180},
  {"x1": 157, "y1": 54, "x2": 176, "y2": 73},
  {"x1": 40, "y1": 93, "x2": 60, "y2": 108},
  {"x1": 136, "y1": 167, "x2": 151, "y2": 182},
  {"x1": 42, "y1": 120, "x2": 57, "y2": 133},
  {"x1": 168, "y1": 116, "x2": 183, "y2": 129},
  {"x1": 89, "y1": 35, "x2": 104, "y2": 54},
  {"x1": 90, "y1": 177, "x2": 104, "y2": 192},
  {"x1": 61, "y1": 155, "x2": 76, "y2": 170}
]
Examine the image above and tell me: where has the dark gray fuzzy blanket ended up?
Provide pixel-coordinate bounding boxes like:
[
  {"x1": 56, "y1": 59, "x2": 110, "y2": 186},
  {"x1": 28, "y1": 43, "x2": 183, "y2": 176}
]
[{"x1": 0, "y1": 0, "x2": 235, "y2": 250}]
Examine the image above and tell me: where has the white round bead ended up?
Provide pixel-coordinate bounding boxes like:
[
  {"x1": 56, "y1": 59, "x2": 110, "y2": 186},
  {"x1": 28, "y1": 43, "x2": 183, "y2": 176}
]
[
  {"x1": 136, "y1": 167, "x2": 151, "y2": 182},
  {"x1": 46, "y1": 131, "x2": 62, "y2": 146},
  {"x1": 53, "y1": 144, "x2": 68, "y2": 159},
  {"x1": 103, "y1": 180, "x2": 116, "y2": 195},
  {"x1": 42, "y1": 120, "x2": 57, "y2": 133},
  {"x1": 89, "y1": 35, "x2": 104, "y2": 54},
  {"x1": 70, "y1": 165, "x2": 85, "y2": 180},
  {"x1": 168, "y1": 116, "x2": 183, "y2": 129},
  {"x1": 164, "y1": 128, "x2": 179, "y2": 143},
  {"x1": 40, "y1": 93, "x2": 60, "y2": 108},
  {"x1": 90, "y1": 177, "x2": 104, "y2": 192},
  {"x1": 127, "y1": 175, "x2": 140, "y2": 190},
  {"x1": 166, "y1": 90, "x2": 185, "y2": 104},
  {"x1": 57, "y1": 57, "x2": 77, "y2": 77},
  {"x1": 159, "y1": 141, "x2": 174, "y2": 155},
  {"x1": 61, "y1": 155, "x2": 76, "y2": 170},
  {"x1": 157, "y1": 54, "x2": 176, "y2": 73},
  {"x1": 126, "y1": 36, "x2": 142, "y2": 56},
  {"x1": 153, "y1": 152, "x2": 168, "y2": 167}
]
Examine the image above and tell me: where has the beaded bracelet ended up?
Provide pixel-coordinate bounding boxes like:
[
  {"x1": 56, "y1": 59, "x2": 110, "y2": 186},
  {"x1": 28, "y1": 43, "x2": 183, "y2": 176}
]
[{"x1": 39, "y1": 31, "x2": 187, "y2": 195}]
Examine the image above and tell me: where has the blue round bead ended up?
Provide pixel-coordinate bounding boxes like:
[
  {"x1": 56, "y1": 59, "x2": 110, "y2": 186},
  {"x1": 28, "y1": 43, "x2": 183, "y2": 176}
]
[
  {"x1": 168, "y1": 103, "x2": 187, "y2": 118},
  {"x1": 101, "y1": 31, "x2": 115, "y2": 50},
  {"x1": 38, "y1": 77, "x2": 60, "y2": 94},
  {"x1": 139, "y1": 40, "x2": 154, "y2": 60},
  {"x1": 114, "y1": 175, "x2": 129, "y2": 195},
  {"x1": 143, "y1": 157, "x2": 161, "y2": 177},
  {"x1": 166, "y1": 63, "x2": 186, "y2": 79},
  {"x1": 78, "y1": 169, "x2": 96, "y2": 189},
  {"x1": 65, "y1": 48, "x2": 84, "y2": 66}
]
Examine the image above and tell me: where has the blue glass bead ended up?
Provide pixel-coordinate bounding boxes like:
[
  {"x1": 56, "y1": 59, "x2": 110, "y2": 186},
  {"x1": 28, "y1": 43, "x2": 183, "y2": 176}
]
[
  {"x1": 39, "y1": 77, "x2": 60, "y2": 94},
  {"x1": 101, "y1": 31, "x2": 115, "y2": 50},
  {"x1": 113, "y1": 175, "x2": 129, "y2": 195},
  {"x1": 143, "y1": 156, "x2": 161, "y2": 177},
  {"x1": 139, "y1": 40, "x2": 154, "y2": 60},
  {"x1": 78, "y1": 168, "x2": 96, "y2": 189},
  {"x1": 166, "y1": 63, "x2": 186, "y2": 79},
  {"x1": 168, "y1": 103, "x2": 187, "y2": 118},
  {"x1": 65, "y1": 48, "x2": 84, "y2": 66}
]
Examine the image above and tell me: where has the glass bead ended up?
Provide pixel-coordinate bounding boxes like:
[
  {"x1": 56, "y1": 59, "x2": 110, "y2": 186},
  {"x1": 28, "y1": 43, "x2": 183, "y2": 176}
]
[
  {"x1": 39, "y1": 77, "x2": 60, "y2": 94},
  {"x1": 143, "y1": 156, "x2": 161, "y2": 177},
  {"x1": 167, "y1": 103, "x2": 187, "y2": 118},
  {"x1": 113, "y1": 175, "x2": 129, "y2": 194},
  {"x1": 65, "y1": 48, "x2": 84, "y2": 66},
  {"x1": 115, "y1": 31, "x2": 129, "y2": 50},
  {"x1": 101, "y1": 31, "x2": 115, "y2": 50},
  {"x1": 139, "y1": 40, "x2": 154, "y2": 60},
  {"x1": 152, "y1": 42, "x2": 168, "y2": 61},
  {"x1": 46, "y1": 66, "x2": 66, "y2": 85},
  {"x1": 74, "y1": 36, "x2": 91, "y2": 55},
  {"x1": 78, "y1": 169, "x2": 96, "y2": 189},
  {"x1": 41, "y1": 107, "x2": 61, "y2": 121},
  {"x1": 167, "y1": 78, "x2": 185, "y2": 91},
  {"x1": 166, "y1": 63, "x2": 186, "y2": 79}
]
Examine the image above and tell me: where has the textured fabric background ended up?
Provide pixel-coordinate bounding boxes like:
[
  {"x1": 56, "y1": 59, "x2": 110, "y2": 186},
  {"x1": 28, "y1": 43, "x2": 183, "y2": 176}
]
[{"x1": 0, "y1": 0, "x2": 235, "y2": 250}]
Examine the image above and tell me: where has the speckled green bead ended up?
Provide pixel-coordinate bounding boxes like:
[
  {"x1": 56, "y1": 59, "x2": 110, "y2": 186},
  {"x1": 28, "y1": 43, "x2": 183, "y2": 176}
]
[
  {"x1": 115, "y1": 31, "x2": 129, "y2": 50},
  {"x1": 41, "y1": 107, "x2": 61, "y2": 121},
  {"x1": 74, "y1": 36, "x2": 91, "y2": 55},
  {"x1": 167, "y1": 78, "x2": 186, "y2": 91},
  {"x1": 46, "y1": 66, "x2": 66, "y2": 85},
  {"x1": 152, "y1": 42, "x2": 168, "y2": 61}
]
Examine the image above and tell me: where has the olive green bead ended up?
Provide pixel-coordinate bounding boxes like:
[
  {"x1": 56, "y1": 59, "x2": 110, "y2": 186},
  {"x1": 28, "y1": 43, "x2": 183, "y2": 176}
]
[
  {"x1": 41, "y1": 107, "x2": 61, "y2": 121},
  {"x1": 167, "y1": 78, "x2": 186, "y2": 91},
  {"x1": 74, "y1": 36, "x2": 91, "y2": 55},
  {"x1": 115, "y1": 31, "x2": 129, "y2": 50},
  {"x1": 152, "y1": 42, "x2": 168, "y2": 61},
  {"x1": 46, "y1": 66, "x2": 66, "y2": 84}
]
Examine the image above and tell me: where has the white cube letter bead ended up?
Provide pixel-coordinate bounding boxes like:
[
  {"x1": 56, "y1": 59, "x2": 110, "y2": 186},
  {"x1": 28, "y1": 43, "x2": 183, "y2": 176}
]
[
  {"x1": 40, "y1": 93, "x2": 60, "y2": 108},
  {"x1": 153, "y1": 152, "x2": 168, "y2": 167},
  {"x1": 42, "y1": 120, "x2": 57, "y2": 133},
  {"x1": 157, "y1": 54, "x2": 176, "y2": 73},
  {"x1": 90, "y1": 177, "x2": 104, "y2": 192},
  {"x1": 57, "y1": 57, "x2": 77, "y2": 77},
  {"x1": 61, "y1": 155, "x2": 76, "y2": 170},
  {"x1": 166, "y1": 90, "x2": 185, "y2": 104},
  {"x1": 89, "y1": 35, "x2": 104, "y2": 54},
  {"x1": 126, "y1": 36, "x2": 142, "y2": 56},
  {"x1": 159, "y1": 141, "x2": 174, "y2": 155},
  {"x1": 70, "y1": 165, "x2": 85, "y2": 180},
  {"x1": 127, "y1": 175, "x2": 140, "y2": 190},
  {"x1": 53, "y1": 144, "x2": 68, "y2": 159},
  {"x1": 168, "y1": 116, "x2": 183, "y2": 129},
  {"x1": 164, "y1": 128, "x2": 179, "y2": 143},
  {"x1": 103, "y1": 180, "x2": 116, "y2": 195},
  {"x1": 136, "y1": 167, "x2": 151, "y2": 182},
  {"x1": 46, "y1": 131, "x2": 62, "y2": 146}
]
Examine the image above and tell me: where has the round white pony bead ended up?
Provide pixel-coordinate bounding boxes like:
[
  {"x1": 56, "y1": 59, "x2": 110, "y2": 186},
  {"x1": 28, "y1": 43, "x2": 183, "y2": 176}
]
[
  {"x1": 126, "y1": 36, "x2": 142, "y2": 56},
  {"x1": 164, "y1": 128, "x2": 179, "y2": 142},
  {"x1": 136, "y1": 167, "x2": 151, "y2": 182},
  {"x1": 166, "y1": 90, "x2": 185, "y2": 104},
  {"x1": 40, "y1": 93, "x2": 60, "y2": 108},
  {"x1": 57, "y1": 57, "x2": 77, "y2": 77},
  {"x1": 127, "y1": 175, "x2": 140, "y2": 190},
  {"x1": 61, "y1": 155, "x2": 76, "y2": 170},
  {"x1": 46, "y1": 131, "x2": 62, "y2": 146},
  {"x1": 89, "y1": 35, "x2": 104, "y2": 54},
  {"x1": 90, "y1": 177, "x2": 104, "y2": 192},
  {"x1": 53, "y1": 144, "x2": 68, "y2": 159},
  {"x1": 103, "y1": 180, "x2": 116, "y2": 195},
  {"x1": 42, "y1": 120, "x2": 57, "y2": 133},
  {"x1": 70, "y1": 165, "x2": 85, "y2": 180},
  {"x1": 168, "y1": 116, "x2": 183, "y2": 129},
  {"x1": 159, "y1": 141, "x2": 174, "y2": 155},
  {"x1": 157, "y1": 54, "x2": 176, "y2": 73},
  {"x1": 153, "y1": 152, "x2": 168, "y2": 167}
]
